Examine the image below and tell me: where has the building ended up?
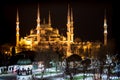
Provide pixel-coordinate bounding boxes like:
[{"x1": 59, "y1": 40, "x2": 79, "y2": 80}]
[
  {"x1": 15, "y1": 4, "x2": 107, "y2": 58},
  {"x1": 16, "y1": 58, "x2": 33, "y2": 80}
]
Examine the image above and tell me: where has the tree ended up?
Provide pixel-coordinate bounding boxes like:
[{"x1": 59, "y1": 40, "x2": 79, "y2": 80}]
[
  {"x1": 81, "y1": 58, "x2": 91, "y2": 80},
  {"x1": 11, "y1": 46, "x2": 16, "y2": 56},
  {"x1": 65, "y1": 54, "x2": 82, "y2": 80},
  {"x1": 96, "y1": 46, "x2": 107, "y2": 79}
]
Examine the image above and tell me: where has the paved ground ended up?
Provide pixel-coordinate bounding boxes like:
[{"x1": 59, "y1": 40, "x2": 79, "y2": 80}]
[
  {"x1": 0, "y1": 74, "x2": 16, "y2": 80},
  {"x1": 0, "y1": 71, "x2": 120, "y2": 80}
]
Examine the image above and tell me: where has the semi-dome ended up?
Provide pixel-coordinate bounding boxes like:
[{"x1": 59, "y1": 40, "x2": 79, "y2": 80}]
[{"x1": 17, "y1": 59, "x2": 32, "y2": 65}]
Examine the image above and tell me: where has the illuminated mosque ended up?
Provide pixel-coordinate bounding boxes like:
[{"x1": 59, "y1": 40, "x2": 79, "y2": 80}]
[{"x1": 15, "y1": 5, "x2": 108, "y2": 58}]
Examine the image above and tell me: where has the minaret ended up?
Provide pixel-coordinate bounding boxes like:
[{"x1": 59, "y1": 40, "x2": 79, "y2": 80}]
[
  {"x1": 70, "y1": 8, "x2": 74, "y2": 42},
  {"x1": 48, "y1": 11, "x2": 51, "y2": 27},
  {"x1": 103, "y1": 9, "x2": 107, "y2": 46},
  {"x1": 16, "y1": 9, "x2": 20, "y2": 47},
  {"x1": 36, "y1": 4, "x2": 41, "y2": 43},
  {"x1": 66, "y1": 4, "x2": 71, "y2": 57}
]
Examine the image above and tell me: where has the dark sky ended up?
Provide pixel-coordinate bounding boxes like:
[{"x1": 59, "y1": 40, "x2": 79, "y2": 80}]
[{"x1": 0, "y1": 1, "x2": 115, "y2": 48}]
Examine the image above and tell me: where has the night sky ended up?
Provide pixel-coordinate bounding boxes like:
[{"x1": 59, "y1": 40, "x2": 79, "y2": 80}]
[{"x1": 0, "y1": 1, "x2": 117, "y2": 51}]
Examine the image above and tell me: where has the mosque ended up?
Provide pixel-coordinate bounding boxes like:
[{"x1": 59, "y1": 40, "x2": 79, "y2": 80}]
[{"x1": 15, "y1": 4, "x2": 108, "y2": 58}]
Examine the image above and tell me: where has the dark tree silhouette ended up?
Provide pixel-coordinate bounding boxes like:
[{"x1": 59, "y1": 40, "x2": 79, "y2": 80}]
[
  {"x1": 65, "y1": 54, "x2": 82, "y2": 80},
  {"x1": 11, "y1": 46, "x2": 16, "y2": 56},
  {"x1": 81, "y1": 58, "x2": 91, "y2": 80}
]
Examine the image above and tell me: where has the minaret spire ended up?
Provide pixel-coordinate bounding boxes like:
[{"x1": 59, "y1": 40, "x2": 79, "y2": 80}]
[
  {"x1": 17, "y1": 9, "x2": 19, "y2": 23},
  {"x1": 71, "y1": 8, "x2": 73, "y2": 23},
  {"x1": 36, "y1": 4, "x2": 41, "y2": 43},
  {"x1": 66, "y1": 4, "x2": 71, "y2": 57},
  {"x1": 67, "y1": 4, "x2": 70, "y2": 25},
  {"x1": 48, "y1": 11, "x2": 51, "y2": 26},
  {"x1": 16, "y1": 9, "x2": 20, "y2": 47},
  {"x1": 37, "y1": 4, "x2": 40, "y2": 27},
  {"x1": 104, "y1": 9, "x2": 107, "y2": 46},
  {"x1": 70, "y1": 8, "x2": 74, "y2": 42}
]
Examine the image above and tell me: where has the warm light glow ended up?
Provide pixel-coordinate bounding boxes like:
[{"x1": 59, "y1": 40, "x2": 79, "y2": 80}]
[
  {"x1": 83, "y1": 46, "x2": 87, "y2": 50},
  {"x1": 104, "y1": 30, "x2": 107, "y2": 33},
  {"x1": 16, "y1": 4, "x2": 103, "y2": 58},
  {"x1": 25, "y1": 40, "x2": 32, "y2": 45},
  {"x1": 104, "y1": 23, "x2": 107, "y2": 26}
]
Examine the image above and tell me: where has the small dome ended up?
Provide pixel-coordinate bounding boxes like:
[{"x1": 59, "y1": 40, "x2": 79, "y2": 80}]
[{"x1": 17, "y1": 59, "x2": 32, "y2": 65}]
